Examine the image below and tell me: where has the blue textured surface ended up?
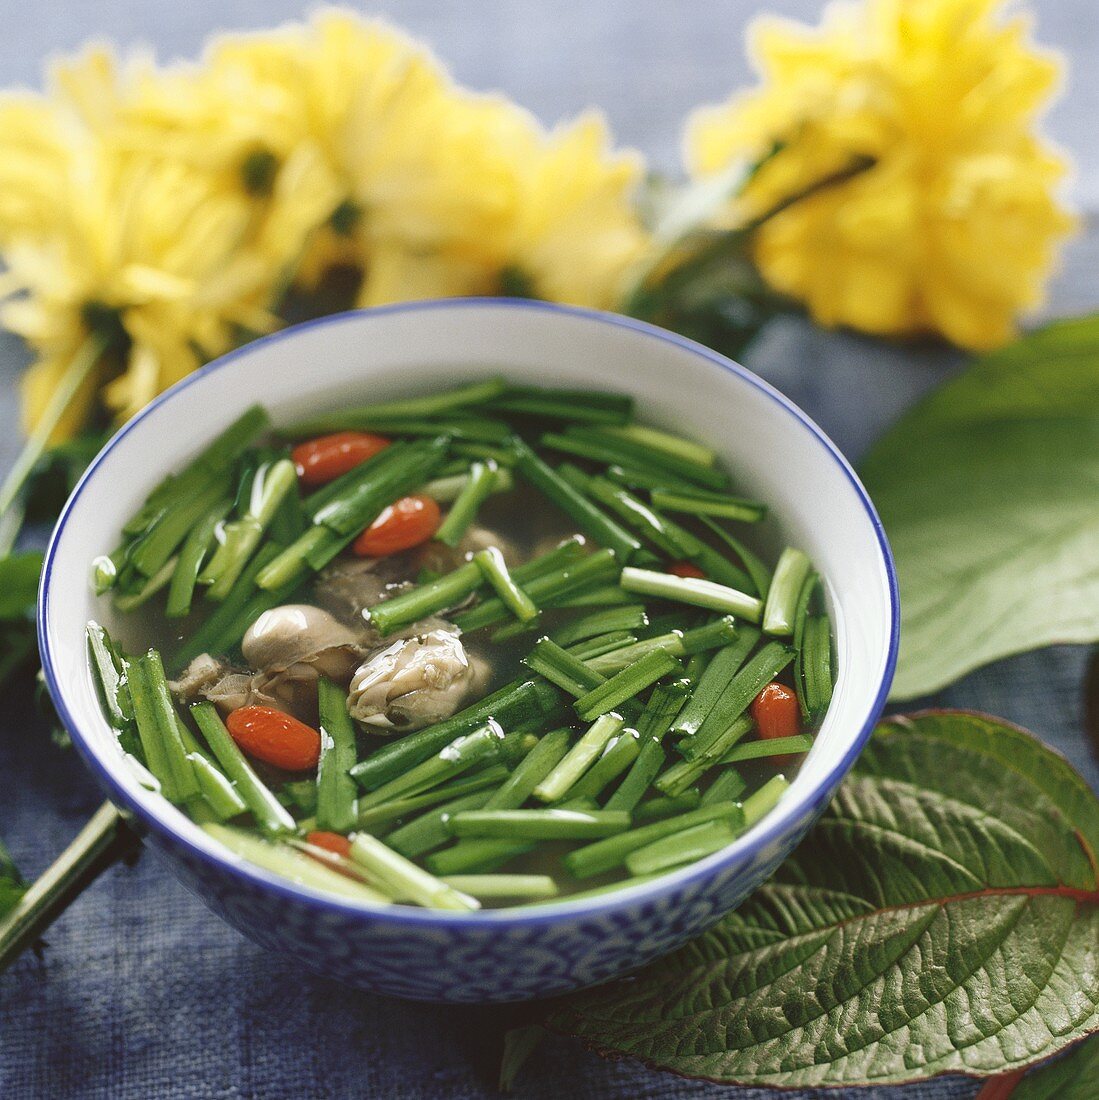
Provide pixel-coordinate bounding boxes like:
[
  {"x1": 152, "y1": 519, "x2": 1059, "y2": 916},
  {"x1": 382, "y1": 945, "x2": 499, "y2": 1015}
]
[{"x1": 2, "y1": 3, "x2": 1098, "y2": 1097}]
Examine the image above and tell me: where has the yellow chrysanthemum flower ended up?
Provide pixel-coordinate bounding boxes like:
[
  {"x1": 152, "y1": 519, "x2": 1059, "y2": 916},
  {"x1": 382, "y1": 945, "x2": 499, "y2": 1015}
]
[
  {"x1": 49, "y1": 43, "x2": 341, "y2": 277},
  {"x1": 686, "y1": 0, "x2": 1075, "y2": 349},
  {"x1": 200, "y1": 12, "x2": 493, "y2": 292},
  {"x1": 0, "y1": 8, "x2": 651, "y2": 445},
  {"x1": 504, "y1": 113, "x2": 649, "y2": 309},
  {"x1": 356, "y1": 109, "x2": 649, "y2": 311},
  {"x1": 0, "y1": 143, "x2": 283, "y2": 439},
  {"x1": 0, "y1": 97, "x2": 75, "y2": 244},
  {"x1": 191, "y1": 12, "x2": 649, "y2": 311}
]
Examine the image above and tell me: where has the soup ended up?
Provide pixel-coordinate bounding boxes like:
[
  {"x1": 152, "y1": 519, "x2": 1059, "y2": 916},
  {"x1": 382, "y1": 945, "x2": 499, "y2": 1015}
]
[{"x1": 86, "y1": 378, "x2": 834, "y2": 910}]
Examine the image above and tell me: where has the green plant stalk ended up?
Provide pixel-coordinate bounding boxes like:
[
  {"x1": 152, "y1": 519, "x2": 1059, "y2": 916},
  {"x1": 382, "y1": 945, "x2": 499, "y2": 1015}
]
[
  {"x1": 551, "y1": 584, "x2": 639, "y2": 608},
  {"x1": 621, "y1": 566, "x2": 763, "y2": 620},
  {"x1": 191, "y1": 703, "x2": 294, "y2": 834},
  {"x1": 802, "y1": 615, "x2": 834, "y2": 720},
  {"x1": 141, "y1": 405, "x2": 271, "y2": 514},
  {"x1": 424, "y1": 837, "x2": 537, "y2": 876},
  {"x1": 259, "y1": 439, "x2": 446, "y2": 589},
  {"x1": 354, "y1": 766, "x2": 509, "y2": 830},
  {"x1": 285, "y1": 378, "x2": 508, "y2": 437},
  {"x1": 439, "y1": 874, "x2": 559, "y2": 900},
  {"x1": 0, "y1": 332, "x2": 107, "y2": 549},
  {"x1": 314, "y1": 437, "x2": 450, "y2": 535},
  {"x1": 434, "y1": 730, "x2": 572, "y2": 872},
  {"x1": 86, "y1": 621, "x2": 132, "y2": 730},
  {"x1": 625, "y1": 819, "x2": 736, "y2": 876},
  {"x1": 450, "y1": 441, "x2": 517, "y2": 467},
  {"x1": 584, "y1": 616, "x2": 737, "y2": 675},
  {"x1": 792, "y1": 570, "x2": 818, "y2": 720},
  {"x1": 604, "y1": 463, "x2": 700, "y2": 493},
  {"x1": 740, "y1": 775, "x2": 791, "y2": 828},
  {"x1": 680, "y1": 710, "x2": 757, "y2": 765},
  {"x1": 511, "y1": 438, "x2": 641, "y2": 561},
  {"x1": 435, "y1": 460, "x2": 498, "y2": 545},
  {"x1": 127, "y1": 654, "x2": 195, "y2": 803},
  {"x1": 113, "y1": 556, "x2": 179, "y2": 612},
  {"x1": 574, "y1": 649, "x2": 681, "y2": 721},
  {"x1": 490, "y1": 613, "x2": 543, "y2": 644},
  {"x1": 525, "y1": 638, "x2": 606, "y2": 697},
  {"x1": 385, "y1": 789, "x2": 497, "y2": 859},
  {"x1": 650, "y1": 487, "x2": 766, "y2": 523},
  {"x1": 254, "y1": 526, "x2": 330, "y2": 591},
  {"x1": 128, "y1": 479, "x2": 226, "y2": 580},
  {"x1": 175, "y1": 718, "x2": 247, "y2": 821},
  {"x1": 301, "y1": 416, "x2": 507, "y2": 443},
  {"x1": 0, "y1": 803, "x2": 140, "y2": 976},
  {"x1": 349, "y1": 834, "x2": 479, "y2": 911},
  {"x1": 348, "y1": 679, "x2": 555, "y2": 790},
  {"x1": 355, "y1": 725, "x2": 504, "y2": 809},
  {"x1": 688, "y1": 642, "x2": 794, "y2": 752},
  {"x1": 208, "y1": 825, "x2": 389, "y2": 903},
  {"x1": 582, "y1": 477, "x2": 756, "y2": 590},
  {"x1": 487, "y1": 383, "x2": 632, "y2": 425},
  {"x1": 369, "y1": 561, "x2": 483, "y2": 635},
  {"x1": 702, "y1": 768, "x2": 747, "y2": 806},
  {"x1": 371, "y1": 537, "x2": 584, "y2": 637},
  {"x1": 568, "y1": 732, "x2": 641, "y2": 801},
  {"x1": 670, "y1": 629, "x2": 761, "y2": 737},
  {"x1": 315, "y1": 678, "x2": 359, "y2": 833},
  {"x1": 632, "y1": 790, "x2": 703, "y2": 822},
  {"x1": 564, "y1": 802, "x2": 744, "y2": 879},
  {"x1": 605, "y1": 739, "x2": 667, "y2": 813},
  {"x1": 446, "y1": 808, "x2": 631, "y2": 841},
  {"x1": 421, "y1": 466, "x2": 512, "y2": 504},
  {"x1": 723, "y1": 734, "x2": 814, "y2": 763},
  {"x1": 534, "y1": 713, "x2": 624, "y2": 803},
  {"x1": 486, "y1": 729, "x2": 572, "y2": 809},
  {"x1": 698, "y1": 516, "x2": 772, "y2": 599},
  {"x1": 577, "y1": 471, "x2": 694, "y2": 559},
  {"x1": 474, "y1": 547, "x2": 539, "y2": 622},
  {"x1": 657, "y1": 718, "x2": 753, "y2": 797},
  {"x1": 552, "y1": 605, "x2": 649, "y2": 647},
  {"x1": 595, "y1": 423, "x2": 716, "y2": 468},
  {"x1": 541, "y1": 428, "x2": 728, "y2": 491},
  {"x1": 454, "y1": 547, "x2": 620, "y2": 632},
  {"x1": 166, "y1": 497, "x2": 232, "y2": 618},
  {"x1": 201, "y1": 458, "x2": 297, "y2": 599},
  {"x1": 635, "y1": 682, "x2": 691, "y2": 740},
  {"x1": 565, "y1": 631, "x2": 638, "y2": 661},
  {"x1": 762, "y1": 548, "x2": 812, "y2": 636}
]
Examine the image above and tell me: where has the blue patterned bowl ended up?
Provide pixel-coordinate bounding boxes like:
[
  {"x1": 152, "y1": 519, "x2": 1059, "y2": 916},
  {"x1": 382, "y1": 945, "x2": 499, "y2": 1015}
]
[{"x1": 39, "y1": 300, "x2": 898, "y2": 1002}]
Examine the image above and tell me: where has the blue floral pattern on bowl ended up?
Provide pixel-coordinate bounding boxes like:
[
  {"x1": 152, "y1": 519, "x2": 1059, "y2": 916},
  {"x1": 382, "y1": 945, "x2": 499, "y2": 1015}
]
[{"x1": 144, "y1": 799, "x2": 819, "y2": 1002}]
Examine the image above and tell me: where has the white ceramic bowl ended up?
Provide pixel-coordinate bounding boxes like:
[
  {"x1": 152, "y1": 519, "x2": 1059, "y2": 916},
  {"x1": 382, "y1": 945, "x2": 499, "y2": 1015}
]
[{"x1": 39, "y1": 300, "x2": 898, "y2": 1002}]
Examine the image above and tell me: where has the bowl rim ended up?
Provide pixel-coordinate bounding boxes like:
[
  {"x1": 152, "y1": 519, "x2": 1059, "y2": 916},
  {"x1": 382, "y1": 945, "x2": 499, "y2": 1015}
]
[{"x1": 39, "y1": 297, "x2": 900, "y2": 927}]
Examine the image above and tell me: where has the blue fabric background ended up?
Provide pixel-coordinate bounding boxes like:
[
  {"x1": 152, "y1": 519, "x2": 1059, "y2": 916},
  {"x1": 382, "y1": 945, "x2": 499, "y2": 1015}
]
[{"x1": 2, "y1": 3, "x2": 1097, "y2": 1097}]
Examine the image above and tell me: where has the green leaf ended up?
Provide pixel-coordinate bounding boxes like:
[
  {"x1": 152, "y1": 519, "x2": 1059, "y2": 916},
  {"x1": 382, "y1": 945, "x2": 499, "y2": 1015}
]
[
  {"x1": 0, "y1": 839, "x2": 26, "y2": 918},
  {"x1": 860, "y1": 315, "x2": 1099, "y2": 699},
  {"x1": 0, "y1": 551, "x2": 44, "y2": 620},
  {"x1": 23, "y1": 430, "x2": 108, "y2": 525},
  {"x1": 546, "y1": 711, "x2": 1099, "y2": 1088},
  {"x1": 1015, "y1": 1037, "x2": 1099, "y2": 1099}
]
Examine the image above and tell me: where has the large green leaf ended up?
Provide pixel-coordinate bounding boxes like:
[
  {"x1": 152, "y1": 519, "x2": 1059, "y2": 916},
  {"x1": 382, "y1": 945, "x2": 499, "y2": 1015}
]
[
  {"x1": 0, "y1": 839, "x2": 26, "y2": 918},
  {"x1": 1015, "y1": 1036, "x2": 1099, "y2": 1099},
  {"x1": 0, "y1": 550, "x2": 43, "y2": 620},
  {"x1": 859, "y1": 315, "x2": 1099, "y2": 699},
  {"x1": 547, "y1": 711, "x2": 1099, "y2": 1088}
]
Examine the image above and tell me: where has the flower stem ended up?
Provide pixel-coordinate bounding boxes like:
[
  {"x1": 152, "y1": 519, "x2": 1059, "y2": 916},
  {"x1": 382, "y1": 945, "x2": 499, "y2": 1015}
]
[
  {"x1": 0, "y1": 802, "x2": 140, "y2": 975},
  {"x1": 0, "y1": 332, "x2": 108, "y2": 553}
]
